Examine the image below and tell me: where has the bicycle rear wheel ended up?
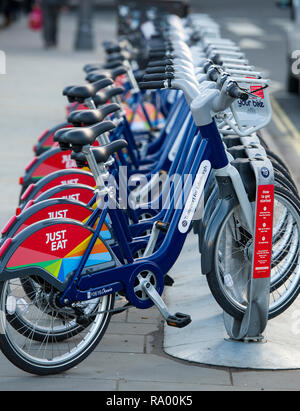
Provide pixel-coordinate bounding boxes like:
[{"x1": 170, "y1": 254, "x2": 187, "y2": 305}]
[
  {"x1": 0, "y1": 277, "x2": 114, "y2": 375},
  {"x1": 6, "y1": 276, "x2": 101, "y2": 342}
]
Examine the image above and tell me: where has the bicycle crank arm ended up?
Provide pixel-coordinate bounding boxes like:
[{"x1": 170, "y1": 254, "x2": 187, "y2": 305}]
[{"x1": 141, "y1": 281, "x2": 192, "y2": 328}]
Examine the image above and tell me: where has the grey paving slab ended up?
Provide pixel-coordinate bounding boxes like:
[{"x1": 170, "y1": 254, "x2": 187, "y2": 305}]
[
  {"x1": 118, "y1": 380, "x2": 264, "y2": 391},
  {"x1": 110, "y1": 308, "x2": 128, "y2": 322},
  {"x1": 118, "y1": 380, "x2": 227, "y2": 391},
  {"x1": 145, "y1": 334, "x2": 157, "y2": 354},
  {"x1": 231, "y1": 370, "x2": 300, "y2": 390},
  {"x1": 93, "y1": 333, "x2": 145, "y2": 353},
  {"x1": 126, "y1": 308, "x2": 162, "y2": 324},
  {"x1": 66, "y1": 352, "x2": 231, "y2": 385},
  {"x1": 106, "y1": 320, "x2": 159, "y2": 336},
  {"x1": 0, "y1": 376, "x2": 117, "y2": 391},
  {"x1": 0, "y1": 353, "x2": 29, "y2": 378}
]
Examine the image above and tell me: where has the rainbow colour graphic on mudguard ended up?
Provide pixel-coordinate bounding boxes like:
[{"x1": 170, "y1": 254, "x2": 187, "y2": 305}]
[{"x1": 6, "y1": 223, "x2": 114, "y2": 283}]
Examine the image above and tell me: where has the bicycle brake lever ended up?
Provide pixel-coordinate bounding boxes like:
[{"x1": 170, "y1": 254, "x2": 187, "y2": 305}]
[{"x1": 238, "y1": 83, "x2": 269, "y2": 99}]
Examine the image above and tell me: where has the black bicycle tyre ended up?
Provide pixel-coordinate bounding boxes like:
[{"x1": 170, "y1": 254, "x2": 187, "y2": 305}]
[{"x1": 0, "y1": 281, "x2": 115, "y2": 375}]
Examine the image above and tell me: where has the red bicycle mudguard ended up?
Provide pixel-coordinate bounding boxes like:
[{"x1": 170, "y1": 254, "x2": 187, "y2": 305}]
[
  {"x1": 2, "y1": 198, "x2": 112, "y2": 240},
  {"x1": 0, "y1": 219, "x2": 116, "y2": 290},
  {"x1": 34, "y1": 122, "x2": 73, "y2": 156},
  {"x1": 22, "y1": 142, "x2": 100, "y2": 194},
  {"x1": 22, "y1": 147, "x2": 78, "y2": 190},
  {"x1": 19, "y1": 184, "x2": 96, "y2": 214},
  {"x1": 20, "y1": 169, "x2": 96, "y2": 205}
]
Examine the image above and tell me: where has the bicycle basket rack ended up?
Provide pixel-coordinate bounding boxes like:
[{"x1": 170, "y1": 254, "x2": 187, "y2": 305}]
[{"x1": 219, "y1": 77, "x2": 272, "y2": 138}]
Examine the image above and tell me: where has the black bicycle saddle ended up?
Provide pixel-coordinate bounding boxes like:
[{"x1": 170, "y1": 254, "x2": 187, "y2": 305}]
[
  {"x1": 94, "y1": 87, "x2": 125, "y2": 106},
  {"x1": 65, "y1": 78, "x2": 113, "y2": 102},
  {"x1": 67, "y1": 104, "x2": 120, "y2": 126},
  {"x1": 71, "y1": 139, "x2": 128, "y2": 166},
  {"x1": 54, "y1": 121, "x2": 116, "y2": 152}
]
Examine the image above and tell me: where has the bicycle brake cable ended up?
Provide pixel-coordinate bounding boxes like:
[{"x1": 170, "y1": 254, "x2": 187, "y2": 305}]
[{"x1": 239, "y1": 83, "x2": 269, "y2": 99}]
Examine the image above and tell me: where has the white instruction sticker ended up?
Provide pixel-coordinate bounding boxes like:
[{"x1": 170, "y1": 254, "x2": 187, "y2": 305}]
[{"x1": 178, "y1": 160, "x2": 211, "y2": 234}]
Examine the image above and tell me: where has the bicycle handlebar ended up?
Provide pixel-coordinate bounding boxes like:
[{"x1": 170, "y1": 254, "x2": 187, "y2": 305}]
[
  {"x1": 103, "y1": 60, "x2": 124, "y2": 70},
  {"x1": 148, "y1": 59, "x2": 174, "y2": 67},
  {"x1": 143, "y1": 73, "x2": 174, "y2": 81},
  {"x1": 146, "y1": 65, "x2": 175, "y2": 74},
  {"x1": 139, "y1": 81, "x2": 167, "y2": 90},
  {"x1": 226, "y1": 81, "x2": 249, "y2": 101},
  {"x1": 149, "y1": 50, "x2": 173, "y2": 59}
]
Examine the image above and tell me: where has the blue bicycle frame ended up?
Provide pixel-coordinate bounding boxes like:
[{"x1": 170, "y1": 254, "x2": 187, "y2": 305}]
[
  {"x1": 84, "y1": 98, "x2": 198, "y2": 234},
  {"x1": 58, "y1": 119, "x2": 229, "y2": 309}
]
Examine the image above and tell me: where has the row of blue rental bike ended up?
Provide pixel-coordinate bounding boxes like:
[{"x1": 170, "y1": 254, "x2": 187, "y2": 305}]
[{"x1": 0, "y1": 10, "x2": 299, "y2": 375}]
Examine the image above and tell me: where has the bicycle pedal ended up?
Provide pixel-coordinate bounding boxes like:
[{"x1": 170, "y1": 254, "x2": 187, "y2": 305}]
[
  {"x1": 164, "y1": 274, "x2": 175, "y2": 286},
  {"x1": 166, "y1": 312, "x2": 192, "y2": 328}
]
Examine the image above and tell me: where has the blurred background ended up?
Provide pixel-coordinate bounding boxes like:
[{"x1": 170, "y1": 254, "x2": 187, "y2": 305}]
[{"x1": 0, "y1": 0, "x2": 296, "y2": 87}]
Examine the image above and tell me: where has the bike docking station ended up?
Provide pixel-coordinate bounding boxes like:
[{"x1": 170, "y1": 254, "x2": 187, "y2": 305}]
[
  {"x1": 163, "y1": 149, "x2": 300, "y2": 369},
  {"x1": 163, "y1": 80, "x2": 300, "y2": 370},
  {"x1": 223, "y1": 155, "x2": 274, "y2": 343}
]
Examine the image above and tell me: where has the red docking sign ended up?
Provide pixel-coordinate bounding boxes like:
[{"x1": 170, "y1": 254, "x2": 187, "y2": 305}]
[{"x1": 253, "y1": 184, "x2": 274, "y2": 279}]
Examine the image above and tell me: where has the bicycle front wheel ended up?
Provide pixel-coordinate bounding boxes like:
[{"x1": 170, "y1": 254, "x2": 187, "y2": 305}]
[
  {"x1": 0, "y1": 277, "x2": 114, "y2": 375},
  {"x1": 206, "y1": 186, "x2": 300, "y2": 320}
]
